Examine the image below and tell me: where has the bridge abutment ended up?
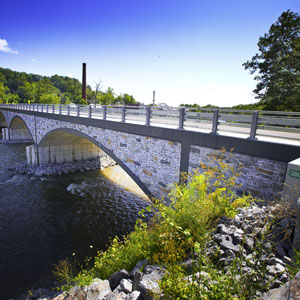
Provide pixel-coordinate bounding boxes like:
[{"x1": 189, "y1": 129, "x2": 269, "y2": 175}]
[{"x1": 26, "y1": 142, "x2": 106, "y2": 166}]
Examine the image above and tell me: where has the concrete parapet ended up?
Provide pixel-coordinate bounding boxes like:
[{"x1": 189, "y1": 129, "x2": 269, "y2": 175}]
[{"x1": 282, "y1": 158, "x2": 300, "y2": 208}]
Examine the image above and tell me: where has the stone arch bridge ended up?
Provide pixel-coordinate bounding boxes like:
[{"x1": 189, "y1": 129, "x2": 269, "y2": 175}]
[{"x1": 0, "y1": 107, "x2": 299, "y2": 200}]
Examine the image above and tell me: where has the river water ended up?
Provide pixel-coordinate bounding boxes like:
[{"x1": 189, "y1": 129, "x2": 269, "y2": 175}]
[{"x1": 0, "y1": 142, "x2": 150, "y2": 300}]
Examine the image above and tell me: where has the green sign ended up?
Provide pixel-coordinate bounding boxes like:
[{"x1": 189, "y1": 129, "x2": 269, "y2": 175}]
[{"x1": 289, "y1": 169, "x2": 300, "y2": 179}]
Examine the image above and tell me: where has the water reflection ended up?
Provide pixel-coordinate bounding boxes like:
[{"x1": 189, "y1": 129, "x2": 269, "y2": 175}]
[{"x1": 0, "y1": 143, "x2": 150, "y2": 300}]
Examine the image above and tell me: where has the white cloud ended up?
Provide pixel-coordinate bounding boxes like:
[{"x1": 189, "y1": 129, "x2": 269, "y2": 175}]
[
  {"x1": 31, "y1": 58, "x2": 37, "y2": 62},
  {"x1": 66, "y1": 73, "x2": 73, "y2": 78},
  {"x1": 0, "y1": 39, "x2": 18, "y2": 54}
]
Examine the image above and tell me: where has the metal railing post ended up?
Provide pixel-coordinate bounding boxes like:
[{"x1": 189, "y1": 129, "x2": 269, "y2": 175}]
[
  {"x1": 88, "y1": 105, "x2": 92, "y2": 118},
  {"x1": 103, "y1": 105, "x2": 107, "y2": 120},
  {"x1": 145, "y1": 106, "x2": 151, "y2": 125},
  {"x1": 59, "y1": 104, "x2": 62, "y2": 115},
  {"x1": 121, "y1": 105, "x2": 126, "y2": 122},
  {"x1": 249, "y1": 111, "x2": 259, "y2": 140},
  {"x1": 211, "y1": 109, "x2": 219, "y2": 134},
  {"x1": 52, "y1": 104, "x2": 55, "y2": 113},
  {"x1": 67, "y1": 105, "x2": 70, "y2": 115},
  {"x1": 77, "y1": 105, "x2": 80, "y2": 117},
  {"x1": 178, "y1": 107, "x2": 185, "y2": 129},
  {"x1": 46, "y1": 104, "x2": 49, "y2": 113}
]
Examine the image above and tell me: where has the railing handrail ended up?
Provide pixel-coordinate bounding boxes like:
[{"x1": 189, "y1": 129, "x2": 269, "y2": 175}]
[{"x1": 1, "y1": 103, "x2": 299, "y2": 142}]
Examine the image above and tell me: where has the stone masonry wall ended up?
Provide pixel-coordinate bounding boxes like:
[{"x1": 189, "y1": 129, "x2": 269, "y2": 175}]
[
  {"x1": 1, "y1": 110, "x2": 289, "y2": 200},
  {"x1": 2, "y1": 111, "x2": 181, "y2": 199},
  {"x1": 189, "y1": 145, "x2": 287, "y2": 200}
]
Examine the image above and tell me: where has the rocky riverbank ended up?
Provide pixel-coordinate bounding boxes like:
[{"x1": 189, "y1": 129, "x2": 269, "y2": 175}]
[
  {"x1": 10, "y1": 156, "x2": 116, "y2": 177},
  {"x1": 15, "y1": 202, "x2": 300, "y2": 300}
]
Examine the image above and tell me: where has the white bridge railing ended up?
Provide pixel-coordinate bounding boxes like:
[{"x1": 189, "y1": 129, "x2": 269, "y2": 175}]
[{"x1": 1, "y1": 103, "x2": 300, "y2": 143}]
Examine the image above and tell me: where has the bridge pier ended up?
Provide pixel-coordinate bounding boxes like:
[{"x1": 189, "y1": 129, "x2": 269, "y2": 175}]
[
  {"x1": 26, "y1": 142, "x2": 106, "y2": 166},
  {"x1": 1, "y1": 128, "x2": 33, "y2": 141}
]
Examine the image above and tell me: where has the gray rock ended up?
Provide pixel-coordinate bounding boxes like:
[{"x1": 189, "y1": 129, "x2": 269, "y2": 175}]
[
  {"x1": 258, "y1": 269, "x2": 300, "y2": 300},
  {"x1": 219, "y1": 235, "x2": 239, "y2": 253},
  {"x1": 244, "y1": 236, "x2": 254, "y2": 251},
  {"x1": 282, "y1": 256, "x2": 292, "y2": 265},
  {"x1": 105, "y1": 291, "x2": 127, "y2": 300},
  {"x1": 275, "y1": 245, "x2": 286, "y2": 258},
  {"x1": 279, "y1": 273, "x2": 289, "y2": 283},
  {"x1": 125, "y1": 291, "x2": 141, "y2": 300},
  {"x1": 137, "y1": 265, "x2": 165, "y2": 300},
  {"x1": 86, "y1": 279, "x2": 111, "y2": 300},
  {"x1": 270, "y1": 279, "x2": 282, "y2": 289},
  {"x1": 64, "y1": 285, "x2": 87, "y2": 300},
  {"x1": 268, "y1": 257, "x2": 284, "y2": 266},
  {"x1": 109, "y1": 269, "x2": 129, "y2": 291},
  {"x1": 130, "y1": 260, "x2": 148, "y2": 278},
  {"x1": 132, "y1": 271, "x2": 143, "y2": 291},
  {"x1": 181, "y1": 258, "x2": 195, "y2": 274},
  {"x1": 120, "y1": 279, "x2": 133, "y2": 294}
]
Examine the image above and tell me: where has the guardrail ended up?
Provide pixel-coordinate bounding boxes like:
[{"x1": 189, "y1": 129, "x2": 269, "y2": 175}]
[{"x1": 1, "y1": 103, "x2": 300, "y2": 142}]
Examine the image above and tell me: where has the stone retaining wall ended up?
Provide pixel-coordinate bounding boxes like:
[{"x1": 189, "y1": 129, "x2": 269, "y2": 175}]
[{"x1": 189, "y1": 145, "x2": 287, "y2": 199}]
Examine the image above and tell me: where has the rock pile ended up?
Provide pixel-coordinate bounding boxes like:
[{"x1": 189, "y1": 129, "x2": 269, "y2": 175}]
[
  {"x1": 11, "y1": 156, "x2": 116, "y2": 176},
  {"x1": 17, "y1": 261, "x2": 164, "y2": 300},
  {"x1": 205, "y1": 204, "x2": 295, "y2": 291}
]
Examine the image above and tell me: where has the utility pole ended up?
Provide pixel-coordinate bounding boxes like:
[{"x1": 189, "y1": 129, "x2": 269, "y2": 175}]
[{"x1": 82, "y1": 63, "x2": 87, "y2": 102}]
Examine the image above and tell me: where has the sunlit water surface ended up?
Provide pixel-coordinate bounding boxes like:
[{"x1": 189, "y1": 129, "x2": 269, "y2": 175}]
[{"x1": 0, "y1": 143, "x2": 150, "y2": 300}]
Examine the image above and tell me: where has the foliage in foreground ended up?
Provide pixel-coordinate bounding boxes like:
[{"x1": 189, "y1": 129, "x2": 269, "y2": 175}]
[{"x1": 54, "y1": 154, "x2": 261, "y2": 298}]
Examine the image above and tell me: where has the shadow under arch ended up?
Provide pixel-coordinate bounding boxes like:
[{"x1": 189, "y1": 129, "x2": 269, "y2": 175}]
[
  {"x1": 38, "y1": 127, "x2": 153, "y2": 199},
  {"x1": 0, "y1": 111, "x2": 8, "y2": 127},
  {"x1": 9, "y1": 115, "x2": 34, "y2": 141}
]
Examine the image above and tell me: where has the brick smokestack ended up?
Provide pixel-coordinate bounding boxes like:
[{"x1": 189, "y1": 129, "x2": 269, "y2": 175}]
[{"x1": 82, "y1": 63, "x2": 87, "y2": 102}]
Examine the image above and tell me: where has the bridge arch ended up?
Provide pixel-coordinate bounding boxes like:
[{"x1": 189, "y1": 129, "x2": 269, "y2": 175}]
[
  {"x1": 0, "y1": 111, "x2": 7, "y2": 127},
  {"x1": 9, "y1": 115, "x2": 34, "y2": 141},
  {"x1": 38, "y1": 128, "x2": 152, "y2": 198}
]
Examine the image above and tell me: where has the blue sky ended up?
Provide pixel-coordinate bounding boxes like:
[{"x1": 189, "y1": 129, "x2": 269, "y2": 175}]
[{"x1": 0, "y1": 0, "x2": 299, "y2": 106}]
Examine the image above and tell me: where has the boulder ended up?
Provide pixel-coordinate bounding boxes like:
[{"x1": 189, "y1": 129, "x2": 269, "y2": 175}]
[
  {"x1": 109, "y1": 269, "x2": 129, "y2": 291},
  {"x1": 130, "y1": 260, "x2": 148, "y2": 278},
  {"x1": 86, "y1": 279, "x2": 111, "y2": 300},
  {"x1": 258, "y1": 269, "x2": 300, "y2": 300},
  {"x1": 137, "y1": 265, "x2": 165, "y2": 300},
  {"x1": 125, "y1": 291, "x2": 141, "y2": 300}
]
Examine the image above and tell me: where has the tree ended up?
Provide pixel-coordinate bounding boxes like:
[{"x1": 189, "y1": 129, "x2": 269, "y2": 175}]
[
  {"x1": 93, "y1": 79, "x2": 102, "y2": 104},
  {"x1": 0, "y1": 82, "x2": 8, "y2": 103},
  {"x1": 243, "y1": 10, "x2": 300, "y2": 111},
  {"x1": 36, "y1": 78, "x2": 60, "y2": 104},
  {"x1": 100, "y1": 87, "x2": 115, "y2": 105}
]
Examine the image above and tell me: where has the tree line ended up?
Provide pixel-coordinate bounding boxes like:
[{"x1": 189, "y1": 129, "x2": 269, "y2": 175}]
[{"x1": 0, "y1": 67, "x2": 139, "y2": 105}]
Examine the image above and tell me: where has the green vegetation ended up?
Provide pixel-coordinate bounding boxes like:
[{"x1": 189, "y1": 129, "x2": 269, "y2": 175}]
[
  {"x1": 243, "y1": 10, "x2": 300, "y2": 112},
  {"x1": 0, "y1": 67, "x2": 139, "y2": 105},
  {"x1": 54, "y1": 151, "x2": 280, "y2": 299}
]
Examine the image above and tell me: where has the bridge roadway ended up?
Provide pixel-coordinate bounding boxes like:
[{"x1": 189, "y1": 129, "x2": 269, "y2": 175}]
[
  {"x1": 21, "y1": 104, "x2": 300, "y2": 146},
  {"x1": 0, "y1": 105, "x2": 300, "y2": 200}
]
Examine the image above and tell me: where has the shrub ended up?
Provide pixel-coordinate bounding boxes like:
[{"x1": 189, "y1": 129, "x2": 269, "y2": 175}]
[{"x1": 54, "y1": 150, "x2": 253, "y2": 296}]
